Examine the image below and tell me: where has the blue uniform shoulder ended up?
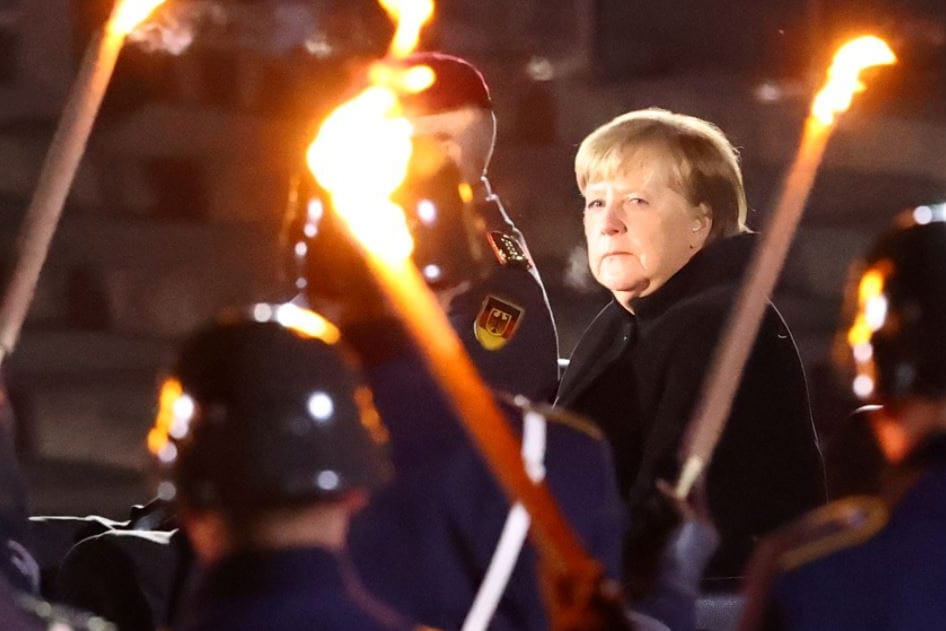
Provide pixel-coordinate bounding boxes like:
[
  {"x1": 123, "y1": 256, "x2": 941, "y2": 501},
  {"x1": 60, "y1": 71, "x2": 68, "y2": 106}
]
[
  {"x1": 741, "y1": 496, "x2": 889, "y2": 587},
  {"x1": 739, "y1": 497, "x2": 889, "y2": 630},
  {"x1": 774, "y1": 496, "x2": 888, "y2": 572}
]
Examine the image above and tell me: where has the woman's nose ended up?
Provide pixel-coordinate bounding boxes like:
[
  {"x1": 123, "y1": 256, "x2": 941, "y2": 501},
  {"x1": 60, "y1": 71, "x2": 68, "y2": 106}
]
[{"x1": 600, "y1": 202, "x2": 626, "y2": 235}]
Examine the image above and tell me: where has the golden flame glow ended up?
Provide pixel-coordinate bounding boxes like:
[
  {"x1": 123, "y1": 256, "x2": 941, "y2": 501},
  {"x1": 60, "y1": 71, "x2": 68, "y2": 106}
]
[
  {"x1": 354, "y1": 386, "x2": 389, "y2": 443},
  {"x1": 402, "y1": 65, "x2": 437, "y2": 93},
  {"x1": 811, "y1": 35, "x2": 896, "y2": 126},
  {"x1": 108, "y1": 0, "x2": 168, "y2": 36},
  {"x1": 147, "y1": 377, "x2": 183, "y2": 456},
  {"x1": 305, "y1": 0, "x2": 439, "y2": 263},
  {"x1": 847, "y1": 267, "x2": 887, "y2": 346},
  {"x1": 369, "y1": 63, "x2": 436, "y2": 95},
  {"x1": 847, "y1": 317, "x2": 872, "y2": 347},
  {"x1": 378, "y1": 0, "x2": 435, "y2": 59},
  {"x1": 458, "y1": 182, "x2": 473, "y2": 204},
  {"x1": 273, "y1": 304, "x2": 341, "y2": 344},
  {"x1": 857, "y1": 267, "x2": 885, "y2": 304},
  {"x1": 307, "y1": 86, "x2": 416, "y2": 262}
]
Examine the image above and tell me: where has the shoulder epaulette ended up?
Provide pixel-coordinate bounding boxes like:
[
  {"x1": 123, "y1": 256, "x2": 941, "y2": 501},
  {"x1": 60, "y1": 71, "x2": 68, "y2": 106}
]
[
  {"x1": 775, "y1": 496, "x2": 889, "y2": 571},
  {"x1": 487, "y1": 231, "x2": 531, "y2": 268}
]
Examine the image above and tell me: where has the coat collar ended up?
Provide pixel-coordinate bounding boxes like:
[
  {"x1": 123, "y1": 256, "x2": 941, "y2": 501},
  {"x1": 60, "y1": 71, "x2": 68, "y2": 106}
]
[
  {"x1": 555, "y1": 301, "x2": 634, "y2": 407},
  {"x1": 556, "y1": 233, "x2": 756, "y2": 406},
  {"x1": 630, "y1": 232, "x2": 756, "y2": 321}
]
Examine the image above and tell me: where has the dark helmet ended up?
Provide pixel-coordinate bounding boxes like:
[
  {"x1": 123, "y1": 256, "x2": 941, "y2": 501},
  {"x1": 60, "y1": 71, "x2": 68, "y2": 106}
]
[
  {"x1": 147, "y1": 303, "x2": 391, "y2": 512},
  {"x1": 282, "y1": 136, "x2": 493, "y2": 299},
  {"x1": 841, "y1": 203, "x2": 946, "y2": 402}
]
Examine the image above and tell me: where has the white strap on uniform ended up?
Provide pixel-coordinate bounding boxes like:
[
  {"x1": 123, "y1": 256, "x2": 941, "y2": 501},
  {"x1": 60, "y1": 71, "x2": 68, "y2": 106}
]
[{"x1": 461, "y1": 409, "x2": 548, "y2": 631}]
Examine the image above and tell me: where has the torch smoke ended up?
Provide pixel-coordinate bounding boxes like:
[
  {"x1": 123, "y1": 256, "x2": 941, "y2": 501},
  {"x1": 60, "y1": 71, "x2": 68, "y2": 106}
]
[
  {"x1": 123, "y1": 1, "x2": 387, "y2": 58},
  {"x1": 126, "y1": 2, "x2": 220, "y2": 55}
]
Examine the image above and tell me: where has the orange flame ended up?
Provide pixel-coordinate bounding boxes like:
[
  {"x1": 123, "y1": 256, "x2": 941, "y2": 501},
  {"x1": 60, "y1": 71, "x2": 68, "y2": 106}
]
[
  {"x1": 307, "y1": 86, "x2": 415, "y2": 262},
  {"x1": 378, "y1": 0, "x2": 435, "y2": 59},
  {"x1": 108, "y1": 0, "x2": 168, "y2": 36},
  {"x1": 847, "y1": 263, "x2": 891, "y2": 347},
  {"x1": 811, "y1": 35, "x2": 896, "y2": 126},
  {"x1": 271, "y1": 303, "x2": 341, "y2": 344},
  {"x1": 306, "y1": 0, "x2": 437, "y2": 263},
  {"x1": 147, "y1": 377, "x2": 184, "y2": 457}
]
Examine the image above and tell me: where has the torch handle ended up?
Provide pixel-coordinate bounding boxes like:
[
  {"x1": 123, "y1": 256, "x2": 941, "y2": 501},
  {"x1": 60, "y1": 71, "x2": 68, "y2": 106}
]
[{"x1": 0, "y1": 27, "x2": 122, "y2": 363}]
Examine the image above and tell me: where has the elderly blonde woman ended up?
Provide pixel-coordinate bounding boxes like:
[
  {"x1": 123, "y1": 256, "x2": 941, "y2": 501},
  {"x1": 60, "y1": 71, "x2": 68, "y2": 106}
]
[{"x1": 556, "y1": 109, "x2": 825, "y2": 589}]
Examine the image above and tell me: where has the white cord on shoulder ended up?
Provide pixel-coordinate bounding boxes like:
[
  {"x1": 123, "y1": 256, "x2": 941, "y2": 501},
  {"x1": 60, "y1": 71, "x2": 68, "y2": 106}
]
[{"x1": 460, "y1": 409, "x2": 547, "y2": 631}]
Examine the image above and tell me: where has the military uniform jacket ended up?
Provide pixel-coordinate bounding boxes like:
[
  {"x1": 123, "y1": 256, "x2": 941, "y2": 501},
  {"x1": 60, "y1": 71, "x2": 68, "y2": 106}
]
[
  {"x1": 178, "y1": 547, "x2": 414, "y2": 631},
  {"x1": 556, "y1": 233, "x2": 826, "y2": 580},
  {"x1": 757, "y1": 434, "x2": 946, "y2": 630},
  {"x1": 446, "y1": 195, "x2": 559, "y2": 404}
]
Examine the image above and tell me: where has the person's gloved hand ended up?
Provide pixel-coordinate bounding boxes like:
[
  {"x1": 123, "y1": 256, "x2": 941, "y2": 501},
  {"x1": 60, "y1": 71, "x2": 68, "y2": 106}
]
[{"x1": 632, "y1": 480, "x2": 720, "y2": 631}]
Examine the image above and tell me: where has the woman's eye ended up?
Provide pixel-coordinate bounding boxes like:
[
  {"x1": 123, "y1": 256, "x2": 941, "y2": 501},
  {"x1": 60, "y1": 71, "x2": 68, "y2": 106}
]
[
  {"x1": 623, "y1": 196, "x2": 647, "y2": 206},
  {"x1": 585, "y1": 199, "x2": 604, "y2": 211}
]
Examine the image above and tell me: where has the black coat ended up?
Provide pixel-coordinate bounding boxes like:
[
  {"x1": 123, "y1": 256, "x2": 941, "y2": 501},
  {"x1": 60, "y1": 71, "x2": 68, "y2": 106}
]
[{"x1": 556, "y1": 233, "x2": 826, "y2": 581}]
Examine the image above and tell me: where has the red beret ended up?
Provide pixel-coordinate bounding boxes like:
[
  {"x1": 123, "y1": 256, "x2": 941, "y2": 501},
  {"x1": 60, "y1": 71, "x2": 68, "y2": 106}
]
[{"x1": 398, "y1": 52, "x2": 493, "y2": 116}]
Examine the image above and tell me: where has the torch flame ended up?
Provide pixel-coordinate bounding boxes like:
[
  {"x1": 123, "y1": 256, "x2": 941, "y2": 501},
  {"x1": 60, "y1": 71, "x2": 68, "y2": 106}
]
[
  {"x1": 369, "y1": 62, "x2": 436, "y2": 95},
  {"x1": 379, "y1": 0, "x2": 435, "y2": 59},
  {"x1": 306, "y1": 0, "x2": 438, "y2": 263},
  {"x1": 307, "y1": 86, "x2": 415, "y2": 262},
  {"x1": 811, "y1": 35, "x2": 896, "y2": 126},
  {"x1": 147, "y1": 377, "x2": 183, "y2": 456},
  {"x1": 108, "y1": 0, "x2": 168, "y2": 37}
]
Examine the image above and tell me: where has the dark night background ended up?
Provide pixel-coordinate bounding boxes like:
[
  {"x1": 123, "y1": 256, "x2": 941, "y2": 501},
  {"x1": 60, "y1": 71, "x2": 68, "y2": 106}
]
[{"x1": 0, "y1": 0, "x2": 944, "y2": 517}]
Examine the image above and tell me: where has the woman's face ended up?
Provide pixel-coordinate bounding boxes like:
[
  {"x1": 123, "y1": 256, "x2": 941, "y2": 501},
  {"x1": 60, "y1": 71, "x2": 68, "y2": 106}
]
[{"x1": 583, "y1": 145, "x2": 711, "y2": 307}]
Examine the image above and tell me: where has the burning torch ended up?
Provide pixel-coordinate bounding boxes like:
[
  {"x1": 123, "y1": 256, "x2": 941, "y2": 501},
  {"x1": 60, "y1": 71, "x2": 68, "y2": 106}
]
[
  {"x1": 305, "y1": 1, "x2": 623, "y2": 629},
  {"x1": 675, "y1": 36, "x2": 897, "y2": 499},
  {"x1": 0, "y1": 0, "x2": 167, "y2": 364}
]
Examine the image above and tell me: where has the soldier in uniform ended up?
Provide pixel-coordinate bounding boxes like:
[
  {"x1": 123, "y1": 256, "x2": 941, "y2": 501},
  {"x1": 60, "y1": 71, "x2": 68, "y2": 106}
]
[
  {"x1": 288, "y1": 51, "x2": 559, "y2": 404},
  {"x1": 401, "y1": 52, "x2": 558, "y2": 404},
  {"x1": 740, "y1": 204, "x2": 946, "y2": 630},
  {"x1": 143, "y1": 305, "x2": 417, "y2": 631}
]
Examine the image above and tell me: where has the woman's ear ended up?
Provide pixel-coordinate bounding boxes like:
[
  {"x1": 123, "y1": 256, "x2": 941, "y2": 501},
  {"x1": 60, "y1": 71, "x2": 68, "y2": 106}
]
[{"x1": 691, "y1": 204, "x2": 713, "y2": 234}]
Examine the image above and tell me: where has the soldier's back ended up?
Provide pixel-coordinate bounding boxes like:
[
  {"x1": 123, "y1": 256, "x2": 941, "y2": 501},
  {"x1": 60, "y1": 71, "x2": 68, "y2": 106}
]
[{"x1": 742, "y1": 450, "x2": 946, "y2": 630}]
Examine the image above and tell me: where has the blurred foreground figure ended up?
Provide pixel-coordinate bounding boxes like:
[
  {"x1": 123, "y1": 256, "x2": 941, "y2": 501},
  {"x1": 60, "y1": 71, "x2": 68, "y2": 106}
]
[
  {"x1": 741, "y1": 205, "x2": 946, "y2": 630},
  {"x1": 0, "y1": 373, "x2": 37, "y2": 596},
  {"x1": 1, "y1": 378, "x2": 111, "y2": 630},
  {"x1": 146, "y1": 308, "x2": 416, "y2": 631}
]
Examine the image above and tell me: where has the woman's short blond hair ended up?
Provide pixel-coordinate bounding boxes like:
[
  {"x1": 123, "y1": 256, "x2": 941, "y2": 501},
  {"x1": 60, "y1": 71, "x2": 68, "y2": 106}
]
[{"x1": 575, "y1": 108, "x2": 748, "y2": 241}]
